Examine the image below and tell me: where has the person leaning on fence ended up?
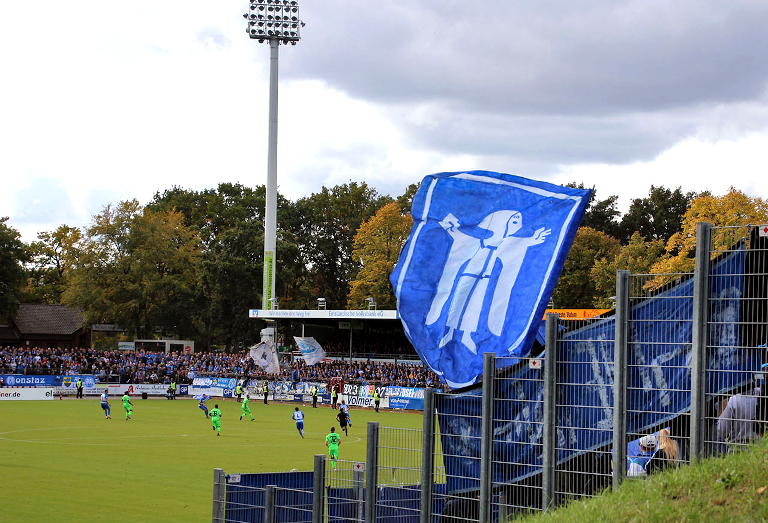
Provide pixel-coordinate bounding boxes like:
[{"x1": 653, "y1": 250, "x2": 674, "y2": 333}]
[
  {"x1": 717, "y1": 385, "x2": 762, "y2": 449},
  {"x1": 645, "y1": 428, "x2": 680, "y2": 473},
  {"x1": 627, "y1": 434, "x2": 658, "y2": 477}
]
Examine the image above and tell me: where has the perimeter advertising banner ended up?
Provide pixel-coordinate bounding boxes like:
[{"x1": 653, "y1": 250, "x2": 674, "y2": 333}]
[
  {"x1": 0, "y1": 388, "x2": 57, "y2": 400},
  {"x1": 1, "y1": 374, "x2": 96, "y2": 388}
]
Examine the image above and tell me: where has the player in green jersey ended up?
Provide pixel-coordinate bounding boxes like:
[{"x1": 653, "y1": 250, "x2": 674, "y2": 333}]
[
  {"x1": 121, "y1": 393, "x2": 133, "y2": 420},
  {"x1": 210, "y1": 404, "x2": 223, "y2": 436},
  {"x1": 325, "y1": 426, "x2": 341, "y2": 470},
  {"x1": 240, "y1": 392, "x2": 254, "y2": 421}
]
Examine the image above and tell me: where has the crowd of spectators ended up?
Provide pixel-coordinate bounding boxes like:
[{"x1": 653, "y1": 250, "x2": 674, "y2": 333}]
[{"x1": 0, "y1": 345, "x2": 442, "y2": 389}]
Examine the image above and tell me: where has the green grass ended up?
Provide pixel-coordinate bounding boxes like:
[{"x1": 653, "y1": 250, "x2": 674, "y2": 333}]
[
  {"x1": 516, "y1": 438, "x2": 768, "y2": 523},
  {"x1": 0, "y1": 398, "x2": 423, "y2": 523}
]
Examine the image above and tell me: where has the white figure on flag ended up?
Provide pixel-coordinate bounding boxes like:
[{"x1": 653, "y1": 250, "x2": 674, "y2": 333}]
[{"x1": 425, "y1": 210, "x2": 551, "y2": 353}]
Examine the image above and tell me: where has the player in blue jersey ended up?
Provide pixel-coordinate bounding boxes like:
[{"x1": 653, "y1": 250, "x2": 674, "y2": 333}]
[
  {"x1": 100, "y1": 390, "x2": 111, "y2": 419},
  {"x1": 292, "y1": 407, "x2": 305, "y2": 438},
  {"x1": 198, "y1": 395, "x2": 209, "y2": 418}
]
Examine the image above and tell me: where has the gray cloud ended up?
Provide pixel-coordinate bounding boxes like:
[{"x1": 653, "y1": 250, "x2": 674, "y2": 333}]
[{"x1": 275, "y1": 1, "x2": 768, "y2": 170}]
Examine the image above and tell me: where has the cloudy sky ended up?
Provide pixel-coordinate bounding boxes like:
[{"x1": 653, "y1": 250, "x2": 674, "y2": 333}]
[{"x1": 2, "y1": 1, "x2": 768, "y2": 242}]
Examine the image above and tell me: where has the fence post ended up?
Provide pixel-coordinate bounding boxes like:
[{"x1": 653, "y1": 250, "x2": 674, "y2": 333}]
[
  {"x1": 542, "y1": 313, "x2": 558, "y2": 510},
  {"x1": 612, "y1": 270, "x2": 630, "y2": 488},
  {"x1": 421, "y1": 388, "x2": 436, "y2": 523},
  {"x1": 265, "y1": 485, "x2": 276, "y2": 523},
  {"x1": 479, "y1": 352, "x2": 495, "y2": 523},
  {"x1": 365, "y1": 421, "x2": 380, "y2": 523},
  {"x1": 312, "y1": 454, "x2": 326, "y2": 523},
  {"x1": 212, "y1": 468, "x2": 225, "y2": 523},
  {"x1": 691, "y1": 222, "x2": 712, "y2": 461}
]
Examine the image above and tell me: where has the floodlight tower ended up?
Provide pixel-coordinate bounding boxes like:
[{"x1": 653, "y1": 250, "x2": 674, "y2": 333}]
[{"x1": 244, "y1": 0, "x2": 304, "y2": 310}]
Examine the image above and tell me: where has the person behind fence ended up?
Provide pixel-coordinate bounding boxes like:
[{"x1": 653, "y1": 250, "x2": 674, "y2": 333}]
[
  {"x1": 292, "y1": 406, "x2": 305, "y2": 438},
  {"x1": 717, "y1": 383, "x2": 762, "y2": 448},
  {"x1": 627, "y1": 434, "x2": 657, "y2": 477},
  {"x1": 325, "y1": 426, "x2": 341, "y2": 470},
  {"x1": 645, "y1": 428, "x2": 680, "y2": 473}
]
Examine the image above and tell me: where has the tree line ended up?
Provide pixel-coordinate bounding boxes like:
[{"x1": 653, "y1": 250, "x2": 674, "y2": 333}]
[{"x1": 1, "y1": 181, "x2": 766, "y2": 351}]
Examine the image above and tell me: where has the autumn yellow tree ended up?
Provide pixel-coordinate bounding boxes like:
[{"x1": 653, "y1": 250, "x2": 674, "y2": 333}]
[
  {"x1": 348, "y1": 202, "x2": 412, "y2": 309},
  {"x1": 651, "y1": 188, "x2": 768, "y2": 275}
]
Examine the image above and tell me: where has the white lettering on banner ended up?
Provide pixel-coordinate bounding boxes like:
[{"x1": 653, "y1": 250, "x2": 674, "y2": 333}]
[
  {"x1": 347, "y1": 396, "x2": 376, "y2": 407},
  {"x1": 0, "y1": 388, "x2": 57, "y2": 401},
  {"x1": 249, "y1": 309, "x2": 399, "y2": 320}
]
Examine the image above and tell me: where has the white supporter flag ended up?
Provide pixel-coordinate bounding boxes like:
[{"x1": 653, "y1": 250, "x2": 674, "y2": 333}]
[
  {"x1": 294, "y1": 336, "x2": 326, "y2": 366},
  {"x1": 249, "y1": 339, "x2": 280, "y2": 375}
]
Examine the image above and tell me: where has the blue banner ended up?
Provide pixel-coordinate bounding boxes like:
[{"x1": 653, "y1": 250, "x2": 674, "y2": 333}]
[
  {"x1": 391, "y1": 171, "x2": 590, "y2": 389},
  {"x1": 438, "y1": 245, "x2": 761, "y2": 493},
  {"x1": 1, "y1": 374, "x2": 96, "y2": 388}
]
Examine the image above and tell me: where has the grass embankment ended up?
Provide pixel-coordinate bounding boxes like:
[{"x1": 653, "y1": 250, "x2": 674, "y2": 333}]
[{"x1": 518, "y1": 438, "x2": 768, "y2": 523}]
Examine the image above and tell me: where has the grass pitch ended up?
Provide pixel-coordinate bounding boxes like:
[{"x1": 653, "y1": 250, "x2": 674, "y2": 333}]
[{"x1": 0, "y1": 397, "x2": 423, "y2": 522}]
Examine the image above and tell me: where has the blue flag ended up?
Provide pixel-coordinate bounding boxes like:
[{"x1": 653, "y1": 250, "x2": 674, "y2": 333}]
[{"x1": 390, "y1": 171, "x2": 591, "y2": 388}]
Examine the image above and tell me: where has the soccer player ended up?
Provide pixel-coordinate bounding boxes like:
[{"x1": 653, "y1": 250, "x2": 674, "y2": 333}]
[
  {"x1": 325, "y1": 426, "x2": 341, "y2": 470},
  {"x1": 292, "y1": 407, "x2": 305, "y2": 438},
  {"x1": 100, "y1": 390, "x2": 111, "y2": 419},
  {"x1": 339, "y1": 400, "x2": 352, "y2": 427},
  {"x1": 210, "y1": 404, "x2": 223, "y2": 436},
  {"x1": 122, "y1": 392, "x2": 133, "y2": 420},
  {"x1": 198, "y1": 395, "x2": 209, "y2": 418},
  {"x1": 336, "y1": 409, "x2": 349, "y2": 436},
  {"x1": 240, "y1": 392, "x2": 254, "y2": 421}
]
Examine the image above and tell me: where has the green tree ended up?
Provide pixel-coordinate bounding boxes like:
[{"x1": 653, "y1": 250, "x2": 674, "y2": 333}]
[
  {"x1": 23, "y1": 225, "x2": 82, "y2": 304},
  {"x1": 348, "y1": 202, "x2": 413, "y2": 309},
  {"x1": 618, "y1": 185, "x2": 695, "y2": 244},
  {"x1": 396, "y1": 183, "x2": 420, "y2": 214},
  {"x1": 63, "y1": 201, "x2": 201, "y2": 339},
  {"x1": 567, "y1": 183, "x2": 622, "y2": 239},
  {"x1": 551, "y1": 226, "x2": 621, "y2": 308},
  {"x1": 0, "y1": 217, "x2": 29, "y2": 320},
  {"x1": 294, "y1": 182, "x2": 391, "y2": 309},
  {"x1": 591, "y1": 232, "x2": 666, "y2": 307}
]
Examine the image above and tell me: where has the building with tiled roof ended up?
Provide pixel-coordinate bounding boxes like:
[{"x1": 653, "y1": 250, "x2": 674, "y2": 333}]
[{"x1": 0, "y1": 304, "x2": 90, "y2": 348}]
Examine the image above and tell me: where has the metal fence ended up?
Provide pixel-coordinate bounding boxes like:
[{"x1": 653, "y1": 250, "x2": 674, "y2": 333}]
[{"x1": 213, "y1": 222, "x2": 768, "y2": 523}]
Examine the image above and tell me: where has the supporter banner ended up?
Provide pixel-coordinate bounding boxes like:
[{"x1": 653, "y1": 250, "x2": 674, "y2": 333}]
[
  {"x1": 438, "y1": 245, "x2": 757, "y2": 494},
  {"x1": 249, "y1": 339, "x2": 280, "y2": 374},
  {"x1": 391, "y1": 171, "x2": 590, "y2": 389},
  {"x1": 1, "y1": 374, "x2": 96, "y2": 388},
  {"x1": 249, "y1": 309, "x2": 399, "y2": 320},
  {"x1": 294, "y1": 337, "x2": 326, "y2": 366},
  {"x1": 0, "y1": 388, "x2": 57, "y2": 401}
]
